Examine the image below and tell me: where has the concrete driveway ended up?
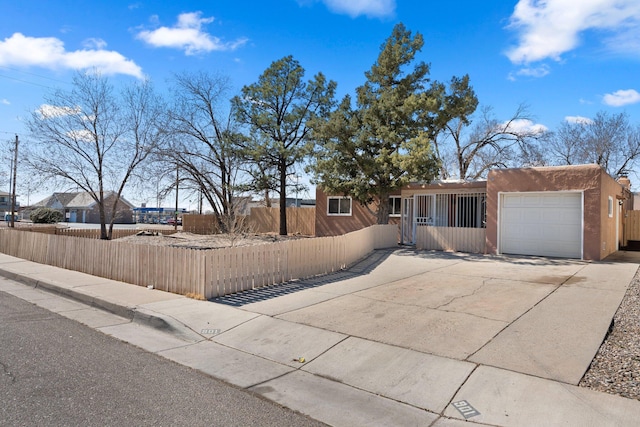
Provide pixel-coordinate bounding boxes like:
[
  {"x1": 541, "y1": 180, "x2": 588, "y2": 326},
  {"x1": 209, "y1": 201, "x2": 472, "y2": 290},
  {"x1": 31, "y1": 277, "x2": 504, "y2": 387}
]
[{"x1": 217, "y1": 249, "x2": 636, "y2": 385}]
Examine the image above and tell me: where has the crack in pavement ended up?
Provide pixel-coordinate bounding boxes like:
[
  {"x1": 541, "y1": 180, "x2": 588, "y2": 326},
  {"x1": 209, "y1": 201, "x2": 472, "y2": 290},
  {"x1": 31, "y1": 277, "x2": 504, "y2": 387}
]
[{"x1": 433, "y1": 279, "x2": 490, "y2": 311}]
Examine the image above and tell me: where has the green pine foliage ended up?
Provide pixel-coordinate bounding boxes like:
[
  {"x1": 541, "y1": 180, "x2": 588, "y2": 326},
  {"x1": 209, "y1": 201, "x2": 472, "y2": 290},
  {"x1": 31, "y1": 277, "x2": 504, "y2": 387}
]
[
  {"x1": 233, "y1": 55, "x2": 336, "y2": 235},
  {"x1": 310, "y1": 23, "x2": 457, "y2": 224}
]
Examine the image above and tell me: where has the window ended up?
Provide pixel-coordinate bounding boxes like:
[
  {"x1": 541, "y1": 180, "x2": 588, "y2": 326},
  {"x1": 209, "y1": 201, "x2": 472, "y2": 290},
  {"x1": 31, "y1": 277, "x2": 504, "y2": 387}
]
[
  {"x1": 327, "y1": 197, "x2": 352, "y2": 216},
  {"x1": 389, "y1": 196, "x2": 402, "y2": 217},
  {"x1": 608, "y1": 196, "x2": 614, "y2": 218}
]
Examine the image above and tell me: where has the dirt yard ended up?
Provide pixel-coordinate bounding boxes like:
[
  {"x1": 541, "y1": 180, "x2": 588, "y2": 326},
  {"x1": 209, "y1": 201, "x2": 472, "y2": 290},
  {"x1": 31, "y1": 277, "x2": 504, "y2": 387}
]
[{"x1": 116, "y1": 230, "x2": 305, "y2": 250}]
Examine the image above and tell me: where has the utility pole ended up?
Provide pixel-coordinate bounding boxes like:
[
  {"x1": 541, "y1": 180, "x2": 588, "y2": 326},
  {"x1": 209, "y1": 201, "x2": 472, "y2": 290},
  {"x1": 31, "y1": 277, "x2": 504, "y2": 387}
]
[
  {"x1": 174, "y1": 164, "x2": 179, "y2": 231},
  {"x1": 9, "y1": 135, "x2": 18, "y2": 228}
]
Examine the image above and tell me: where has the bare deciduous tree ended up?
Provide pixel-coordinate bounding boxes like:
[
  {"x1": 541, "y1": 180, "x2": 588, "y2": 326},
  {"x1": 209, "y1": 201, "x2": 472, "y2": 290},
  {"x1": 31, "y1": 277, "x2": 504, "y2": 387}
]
[
  {"x1": 435, "y1": 104, "x2": 546, "y2": 180},
  {"x1": 548, "y1": 111, "x2": 640, "y2": 177},
  {"x1": 26, "y1": 71, "x2": 164, "y2": 239},
  {"x1": 165, "y1": 71, "x2": 247, "y2": 232}
]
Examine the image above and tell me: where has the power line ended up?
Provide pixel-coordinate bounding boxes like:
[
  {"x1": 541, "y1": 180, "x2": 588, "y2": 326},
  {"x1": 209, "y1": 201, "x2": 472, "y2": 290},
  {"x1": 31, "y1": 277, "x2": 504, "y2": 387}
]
[
  {"x1": 0, "y1": 65, "x2": 71, "y2": 85},
  {"x1": 0, "y1": 73, "x2": 56, "y2": 89},
  {"x1": 0, "y1": 131, "x2": 21, "y2": 138}
]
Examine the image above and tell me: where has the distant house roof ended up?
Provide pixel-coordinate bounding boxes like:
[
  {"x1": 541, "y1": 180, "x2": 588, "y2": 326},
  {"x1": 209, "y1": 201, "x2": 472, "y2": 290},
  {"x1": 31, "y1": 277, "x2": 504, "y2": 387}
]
[{"x1": 33, "y1": 191, "x2": 134, "y2": 209}]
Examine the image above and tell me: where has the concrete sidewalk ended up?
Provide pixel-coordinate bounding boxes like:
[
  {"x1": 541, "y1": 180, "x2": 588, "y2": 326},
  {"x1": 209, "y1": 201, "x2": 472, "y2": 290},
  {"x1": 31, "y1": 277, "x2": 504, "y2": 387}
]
[{"x1": 1, "y1": 249, "x2": 640, "y2": 426}]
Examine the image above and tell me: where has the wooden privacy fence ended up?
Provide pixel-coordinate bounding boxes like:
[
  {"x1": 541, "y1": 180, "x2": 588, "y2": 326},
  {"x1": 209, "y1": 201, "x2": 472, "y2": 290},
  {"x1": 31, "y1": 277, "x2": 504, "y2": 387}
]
[
  {"x1": 183, "y1": 208, "x2": 316, "y2": 236},
  {"x1": 182, "y1": 215, "x2": 219, "y2": 235},
  {"x1": 0, "y1": 224, "x2": 397, "y2": 299},
  {"x1": 625, "y1": 210, "x2": 640, "y2": 241},
  {"x1": 248, "y1": 207, "x2": 315, "y2": 235}
]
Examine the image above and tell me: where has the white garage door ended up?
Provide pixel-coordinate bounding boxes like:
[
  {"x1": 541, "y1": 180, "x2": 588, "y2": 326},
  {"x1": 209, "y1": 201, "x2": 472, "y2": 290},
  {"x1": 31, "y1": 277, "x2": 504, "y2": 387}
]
[{"x1": 500, "y1": 192, "x2": 582, "y2": 259}]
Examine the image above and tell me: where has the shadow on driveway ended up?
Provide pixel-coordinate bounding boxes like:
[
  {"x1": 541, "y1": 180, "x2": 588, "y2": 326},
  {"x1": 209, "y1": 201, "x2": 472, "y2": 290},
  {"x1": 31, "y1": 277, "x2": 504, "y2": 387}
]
[{"x1": 213, "y1": 249, "x2": 393, "y2": 307}]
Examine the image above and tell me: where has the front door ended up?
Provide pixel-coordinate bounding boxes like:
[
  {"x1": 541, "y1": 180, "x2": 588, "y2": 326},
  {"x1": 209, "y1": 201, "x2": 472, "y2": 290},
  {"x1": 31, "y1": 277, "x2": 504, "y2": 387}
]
[{"x1": 401, "y1": 197, "x2": 414, "y2": 244}]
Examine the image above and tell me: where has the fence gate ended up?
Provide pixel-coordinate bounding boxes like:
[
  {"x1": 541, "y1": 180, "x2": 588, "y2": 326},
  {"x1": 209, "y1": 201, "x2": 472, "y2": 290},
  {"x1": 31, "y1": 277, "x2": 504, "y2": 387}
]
[
  {"x1": 402, "y1": 195, "x2": 435, "y2": 244},
  {"x1": 625, "y1": 210, "x2": 640, "y2": 243}
]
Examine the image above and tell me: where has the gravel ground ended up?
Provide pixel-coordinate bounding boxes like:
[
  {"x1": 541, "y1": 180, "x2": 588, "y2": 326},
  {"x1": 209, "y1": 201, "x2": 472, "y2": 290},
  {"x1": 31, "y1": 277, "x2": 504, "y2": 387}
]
[{"x1": 579, "y1": 267, "x2": 640, "y2": 400}]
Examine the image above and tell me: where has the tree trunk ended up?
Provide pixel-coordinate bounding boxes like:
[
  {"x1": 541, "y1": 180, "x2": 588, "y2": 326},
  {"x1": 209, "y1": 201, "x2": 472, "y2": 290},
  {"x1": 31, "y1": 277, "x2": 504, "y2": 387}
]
[
  {"x1": 376, "y1": 194, "x2": 390, "y2": 225},
  {"x1": 278, "y1": 160, "x2": 287, "y2": 236},
  {"x1": 99, "y1": 206, "x2": 108, "y2": 240}
]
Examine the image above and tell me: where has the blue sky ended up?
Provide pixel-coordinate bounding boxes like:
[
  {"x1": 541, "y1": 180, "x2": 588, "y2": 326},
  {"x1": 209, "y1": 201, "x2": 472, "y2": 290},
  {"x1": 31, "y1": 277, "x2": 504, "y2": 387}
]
[{"x1": 1, "y1": 0, "x2": 640, "y2": 206}]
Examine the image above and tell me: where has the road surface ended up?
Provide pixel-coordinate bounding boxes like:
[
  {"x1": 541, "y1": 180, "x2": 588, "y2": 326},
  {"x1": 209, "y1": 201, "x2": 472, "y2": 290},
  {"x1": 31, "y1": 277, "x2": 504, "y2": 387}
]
[{"x1": 0, "y1": 289, "x2": 325, "y2": 427}]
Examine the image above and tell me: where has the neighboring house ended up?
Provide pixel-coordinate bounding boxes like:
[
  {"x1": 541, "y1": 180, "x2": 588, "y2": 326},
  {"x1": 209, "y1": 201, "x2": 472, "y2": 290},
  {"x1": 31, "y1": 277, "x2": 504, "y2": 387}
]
[
  {"x1": 32, "y1": 191, "x2": 135, "y2": 224},
  {"x1": 316, "y1": 164, "x2": 630, "y2": 261},
  {"x1": 0, "y1": 190, "x2": 19, "y2": 213}
]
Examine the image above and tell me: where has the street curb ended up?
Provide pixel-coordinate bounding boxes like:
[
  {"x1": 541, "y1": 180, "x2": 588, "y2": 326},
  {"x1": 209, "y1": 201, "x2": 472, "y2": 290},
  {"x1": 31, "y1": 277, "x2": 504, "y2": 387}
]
[{"x1": 0, "y1": 267, "x2": 190, "y2": 337}]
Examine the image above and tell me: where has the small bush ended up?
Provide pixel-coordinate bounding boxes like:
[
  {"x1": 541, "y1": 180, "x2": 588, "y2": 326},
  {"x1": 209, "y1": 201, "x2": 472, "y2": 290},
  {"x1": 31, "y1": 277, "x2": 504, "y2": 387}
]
[{"x1": 30, "y1": 208, "x2": 64, "y2": 224}]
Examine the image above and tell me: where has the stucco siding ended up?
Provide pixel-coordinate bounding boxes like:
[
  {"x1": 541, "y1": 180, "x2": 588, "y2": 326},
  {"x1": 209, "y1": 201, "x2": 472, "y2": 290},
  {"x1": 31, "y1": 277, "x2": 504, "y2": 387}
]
[
  {"x1": 315, "y1": 188, "x2": 399, "y2": 237},
  {"x1": 487, "y1": 164, "x2": 612, "y2": 260},
  {"x1": 600, "y1": 172, "x2": 625, "y2": 259}
]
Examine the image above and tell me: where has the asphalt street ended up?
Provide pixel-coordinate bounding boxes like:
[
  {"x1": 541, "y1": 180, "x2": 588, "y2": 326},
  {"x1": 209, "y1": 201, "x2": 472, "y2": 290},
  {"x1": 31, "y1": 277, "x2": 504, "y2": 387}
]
[{"x1": 0, "y1": 289, "x2": 326, "y2": 427}]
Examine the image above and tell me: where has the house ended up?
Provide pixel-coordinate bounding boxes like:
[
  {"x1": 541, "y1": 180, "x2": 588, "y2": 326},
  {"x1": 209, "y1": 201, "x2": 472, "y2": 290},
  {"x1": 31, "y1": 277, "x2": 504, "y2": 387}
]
[
  {"x1": 32, "y1": 191, "x2": 135, "y2": 224},
  {"x1": 316, "y1": 164, "x2": 630, "y2": 261},
  {"x1": 315, "y1": 189, "x2": 401, "y2": 237},
  {"x1": 0, "y1": 190, "x2": 19, "y2": 213}
]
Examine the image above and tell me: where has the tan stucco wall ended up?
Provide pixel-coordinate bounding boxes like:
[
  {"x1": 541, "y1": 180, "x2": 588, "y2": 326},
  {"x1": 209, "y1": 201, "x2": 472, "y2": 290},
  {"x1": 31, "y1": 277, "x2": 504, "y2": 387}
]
[
  {"x1": 600, "y1": 173, "x2": 626, "y2": 258},
  {"x1": 486, "y1": 164, "x2": 621, "y2": 261},
  {"x1": 315, "y1": 189, "x2": 400, "y2": 237}
]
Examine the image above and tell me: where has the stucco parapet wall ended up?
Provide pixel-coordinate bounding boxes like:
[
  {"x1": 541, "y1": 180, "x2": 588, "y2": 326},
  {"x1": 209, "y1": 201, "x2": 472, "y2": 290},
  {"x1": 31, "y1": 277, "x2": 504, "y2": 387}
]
[
  {"x1": 403, "y1": 180, "x2": 487, "y2": 192},
  {"x1": 487, "y1": 164, "x2": 605, "y2": 191}
]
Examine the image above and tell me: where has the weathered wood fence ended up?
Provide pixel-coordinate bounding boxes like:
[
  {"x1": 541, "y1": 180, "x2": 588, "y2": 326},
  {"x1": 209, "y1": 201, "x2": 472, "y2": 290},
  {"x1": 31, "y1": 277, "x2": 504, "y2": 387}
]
[
  {"x1": 182, "y1": 207, "x2": 316, "y2": 236},
  {"x1": 625, "y1": 210, "x2": 640, "y2": 241},
  {"x1": 0, "y1": 224, "x2": 397, "y2": 299}
]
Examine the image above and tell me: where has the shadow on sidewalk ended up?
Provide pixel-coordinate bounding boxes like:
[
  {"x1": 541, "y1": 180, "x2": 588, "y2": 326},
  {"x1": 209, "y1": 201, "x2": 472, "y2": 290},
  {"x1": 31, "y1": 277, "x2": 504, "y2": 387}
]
[{"x1": 212, "y1": 249, "x2": 394, "y2": 307}]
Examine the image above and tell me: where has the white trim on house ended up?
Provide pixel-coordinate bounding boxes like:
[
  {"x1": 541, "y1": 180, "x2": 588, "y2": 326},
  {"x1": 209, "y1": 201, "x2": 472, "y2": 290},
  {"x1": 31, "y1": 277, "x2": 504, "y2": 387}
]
[
  {"x1": 389, "y1": 195, "x2": 402, "y2": 217},
  {"x1": 327, "y1": 196, "x2": 352, "y2": 216},
  {"x1": 608, "y1": 196, "x2": 614, "y2": 218}
]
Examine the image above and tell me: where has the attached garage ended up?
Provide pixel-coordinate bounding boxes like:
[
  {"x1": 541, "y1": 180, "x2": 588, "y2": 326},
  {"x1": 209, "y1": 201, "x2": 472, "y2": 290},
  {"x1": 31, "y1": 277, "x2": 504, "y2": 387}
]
[{"x1": 499, "y1": 192, "x2": 583, "y2": 259}]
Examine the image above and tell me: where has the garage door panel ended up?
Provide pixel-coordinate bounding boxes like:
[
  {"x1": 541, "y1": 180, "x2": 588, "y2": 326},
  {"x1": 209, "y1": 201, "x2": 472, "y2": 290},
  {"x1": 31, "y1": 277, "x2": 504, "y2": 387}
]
[{"x1": 500, "y1": 192, "x2": 582, "y2": 259}]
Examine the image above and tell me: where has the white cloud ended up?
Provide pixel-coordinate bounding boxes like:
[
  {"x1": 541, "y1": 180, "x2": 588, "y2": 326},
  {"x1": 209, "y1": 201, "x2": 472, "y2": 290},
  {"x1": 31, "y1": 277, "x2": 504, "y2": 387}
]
[
  {"x1": 506, "y1": 0, "x2": 640, "y2": 63},
  {"x1": 603, "y1": 89, "x2": 640, "y2": 106},
  {"x1": 503, "y1": 119, "x2": 548, "y2": 134},
  {"x1": 509, "y1": 64, "x2": 551, "y2": 80},
  {"x1": 565, "y1": 115, "x2": 594, "y2": 124},
  {"x1": 318, "y1": 0, "x2": 396, "y2": 18},
  {"x1": 67, "y1": 129, "x2": 94, "y2": 142},
  {"x1": 136, "y1": 12, "x2": 248, "y2": 55},
  {"x1": 1, "y1": 99, "x2": 9, "y2": 105},
  {"x1": 82, "y1": 38, "x2": 107, "y2": 50},
  {"x1": 37, "y1": 104, "x2": 81, "y2": 119},
  {"x1": 0, "y1": 33, "x2": 143, "y2": 78}
]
